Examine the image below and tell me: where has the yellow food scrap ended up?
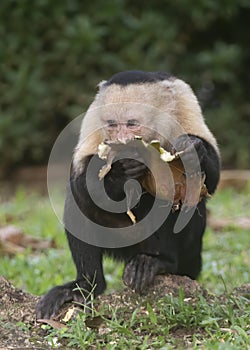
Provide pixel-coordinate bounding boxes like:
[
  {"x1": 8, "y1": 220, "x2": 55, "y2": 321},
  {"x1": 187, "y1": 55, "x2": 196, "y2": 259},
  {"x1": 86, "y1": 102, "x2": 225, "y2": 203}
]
[
  {"x1": 126, "y1": 209, "x2": 136, "y2": 225},
  {"x1": 98, "y1": 143, "x2": 111, "y2": 160}
]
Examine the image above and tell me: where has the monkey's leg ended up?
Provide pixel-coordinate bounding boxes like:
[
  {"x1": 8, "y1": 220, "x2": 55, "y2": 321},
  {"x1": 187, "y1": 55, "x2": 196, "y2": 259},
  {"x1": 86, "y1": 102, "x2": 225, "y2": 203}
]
[{"x1": 175, "y1": 200, "x2": 206, "y2": 279}]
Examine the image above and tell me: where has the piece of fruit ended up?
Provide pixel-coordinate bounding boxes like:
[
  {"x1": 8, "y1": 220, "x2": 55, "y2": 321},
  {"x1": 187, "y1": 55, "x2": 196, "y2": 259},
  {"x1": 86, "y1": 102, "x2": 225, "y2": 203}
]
[{"x1": 97, "y1": 138, "x2": 210, "y2": 223}]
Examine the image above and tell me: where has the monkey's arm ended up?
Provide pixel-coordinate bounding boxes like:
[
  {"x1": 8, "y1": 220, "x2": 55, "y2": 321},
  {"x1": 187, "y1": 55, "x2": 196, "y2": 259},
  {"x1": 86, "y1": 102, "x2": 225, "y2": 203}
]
[
  {"x1": 36, "y1": 186, "x2": 106, "y2": 320},
  {"x1": 36, "y1": 236, "x2": 105, "y2": 319},
  {"x1": 172, "y1": 134, "x2": 220, "y2": 194}
]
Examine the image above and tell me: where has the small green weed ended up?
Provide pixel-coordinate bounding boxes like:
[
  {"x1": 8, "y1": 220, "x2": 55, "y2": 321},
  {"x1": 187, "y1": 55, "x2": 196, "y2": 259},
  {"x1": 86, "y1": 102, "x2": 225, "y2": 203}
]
[{"x1": 51, "y1": 289, "x2": 249, "y2": 349}]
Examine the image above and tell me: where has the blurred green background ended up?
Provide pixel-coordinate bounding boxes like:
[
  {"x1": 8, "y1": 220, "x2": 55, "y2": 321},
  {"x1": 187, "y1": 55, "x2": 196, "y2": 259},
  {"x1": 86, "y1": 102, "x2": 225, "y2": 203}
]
[{"x1": 1, "y1": 0, "x2": 250, "y2": 174}]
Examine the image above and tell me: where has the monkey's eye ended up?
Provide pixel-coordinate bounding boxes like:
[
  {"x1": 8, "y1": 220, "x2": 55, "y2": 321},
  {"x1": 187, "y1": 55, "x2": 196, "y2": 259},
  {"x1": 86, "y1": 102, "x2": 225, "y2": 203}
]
[
  {"x1": 107, "y1": 120, "x2": 118, "y2": 127},
  {"x1": 127, "y1": 119, "x2": 140, "y2": 128}
]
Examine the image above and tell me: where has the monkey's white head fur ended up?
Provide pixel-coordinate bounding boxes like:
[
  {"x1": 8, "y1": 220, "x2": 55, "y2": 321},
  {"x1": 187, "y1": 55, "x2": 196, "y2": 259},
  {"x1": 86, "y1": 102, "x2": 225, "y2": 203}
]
[{"x1": 73, "y1": 76, "x2": 219, "y2": 174}]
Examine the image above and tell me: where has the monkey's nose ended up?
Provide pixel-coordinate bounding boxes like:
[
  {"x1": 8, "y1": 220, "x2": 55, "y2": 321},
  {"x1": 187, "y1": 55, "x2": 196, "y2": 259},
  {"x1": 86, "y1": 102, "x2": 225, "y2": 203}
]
[{"x1": 117, "y1": 130, "x2": 133, "y2": 144}]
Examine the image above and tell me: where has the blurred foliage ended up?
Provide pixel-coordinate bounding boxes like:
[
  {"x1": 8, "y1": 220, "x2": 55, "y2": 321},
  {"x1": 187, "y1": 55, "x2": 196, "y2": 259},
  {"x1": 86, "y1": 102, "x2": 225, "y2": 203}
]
[{"x1": 0, "y1": 0, "x2": 250, "y2": 173}]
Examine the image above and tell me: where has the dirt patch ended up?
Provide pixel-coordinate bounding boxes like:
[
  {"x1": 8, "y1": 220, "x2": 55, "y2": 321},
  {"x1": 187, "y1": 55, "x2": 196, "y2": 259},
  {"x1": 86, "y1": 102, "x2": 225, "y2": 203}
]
[
  {"x1": 0, "y1": 275, "x2": 203, "y2": 349},
  {"x1": 98, "y1": 274, "x2": 206, "y2": 312},
  {"x1": 0, "y1": 275, "x2": 249, "y2": 349},
  {"x1": 0, "y1": 277, "x2": 45, "y2": 349}
]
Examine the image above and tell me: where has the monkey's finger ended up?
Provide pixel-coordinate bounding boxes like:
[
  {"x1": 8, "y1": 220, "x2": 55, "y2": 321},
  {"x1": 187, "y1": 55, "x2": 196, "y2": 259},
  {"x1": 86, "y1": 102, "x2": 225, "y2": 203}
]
[
  {"x1": 124, "y1": 164, "x2": 146, "y2": 178},
  {"x1": 132, "y1": 255, "x2": 146, "y2": 293},
  {"x1": 122, "y1": 259, "x2": 137, "y2": 289},
  {"x1": 119, "y1": 158, "x2": 145, "y2": 169},
  {"x1": 139, "y1": 263, "x2": 156, "y2": 293},
  {"x1": 172, "y1": 134, "x2": 192, "y2": 152},
  {"x1": 133, "y1": 255, "x2": 156, "y2": 293},
  {"x1": 173, "y1": 135, "x2": 206, "y2": 162},
  {"x1": 123, "y1": 254, "x2": 156, "y2": 293}
]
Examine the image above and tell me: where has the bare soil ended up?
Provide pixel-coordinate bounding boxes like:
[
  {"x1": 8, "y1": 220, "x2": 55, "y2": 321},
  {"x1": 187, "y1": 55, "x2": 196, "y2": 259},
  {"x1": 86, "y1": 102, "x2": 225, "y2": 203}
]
[
  {"x1": 0, "y1": 276, "x2": 41, "y2": 349},
  {"x1": 1, "y1": 275, "x2": 249, "y2": 349},
  {"x1": 0, "y1": 275, "x2": 206, "y2": 349}
]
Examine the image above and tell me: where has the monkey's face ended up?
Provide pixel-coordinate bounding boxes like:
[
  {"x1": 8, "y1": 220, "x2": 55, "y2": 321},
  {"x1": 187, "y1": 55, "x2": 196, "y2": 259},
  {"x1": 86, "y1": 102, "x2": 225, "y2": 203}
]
[
  {"x1": 95, "y1": 82, "x2": 175, "y2": 144},
  {"x1": 104, "y1": 118, "x2": 142, "y2": 143}
]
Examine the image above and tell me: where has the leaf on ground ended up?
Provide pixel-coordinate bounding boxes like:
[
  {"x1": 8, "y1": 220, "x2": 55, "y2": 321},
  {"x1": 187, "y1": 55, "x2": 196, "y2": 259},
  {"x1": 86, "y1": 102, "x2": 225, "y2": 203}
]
[
  {"x1": 62, "y1": 306, "x2": 77, "y2": 322},
  {"x1": 85, "y1": 315, "x2": 104, "y2": 329},
  {"x1": 37, "y1": 318, "x2": 66, "y2": 330},
  {"x1": 0, "y1": 225, "x2": 56, "y2": 256}
]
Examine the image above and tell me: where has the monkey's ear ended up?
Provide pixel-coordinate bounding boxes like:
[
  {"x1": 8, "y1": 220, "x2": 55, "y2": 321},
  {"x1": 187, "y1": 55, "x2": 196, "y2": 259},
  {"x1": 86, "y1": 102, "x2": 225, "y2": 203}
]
[
  {"x1": 160, "y1": 78, "x2": 175, "y2": 89},
  {"x1": 97, "y1": 80, "x2": 107, "y2": 90}
]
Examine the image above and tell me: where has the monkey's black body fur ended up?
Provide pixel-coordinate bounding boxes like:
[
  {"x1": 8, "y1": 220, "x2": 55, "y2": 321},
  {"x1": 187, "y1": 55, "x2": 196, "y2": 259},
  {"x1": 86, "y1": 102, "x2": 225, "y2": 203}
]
[{"x1": 37, "y1": 71, "x2": 220, "y2": 319}]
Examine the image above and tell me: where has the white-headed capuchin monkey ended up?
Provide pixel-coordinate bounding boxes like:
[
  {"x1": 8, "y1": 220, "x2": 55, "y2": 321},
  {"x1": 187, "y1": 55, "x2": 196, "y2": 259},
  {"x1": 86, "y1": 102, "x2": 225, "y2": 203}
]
[{"x1": 37, "y1": 70, "x2": 220, "y2": 319}]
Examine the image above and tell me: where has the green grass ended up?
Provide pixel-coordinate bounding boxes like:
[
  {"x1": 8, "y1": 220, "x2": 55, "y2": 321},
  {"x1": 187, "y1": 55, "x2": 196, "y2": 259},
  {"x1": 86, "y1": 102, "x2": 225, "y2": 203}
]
[
  {"x1": 0, "y1": 186, "x2": 249, "y2": 349},
  {"x1": 200, "y1": 188, "x2": 250, "y2": 294},
  {"x1": 45, "y1": 289, "x2": 250, "y2": 349}
]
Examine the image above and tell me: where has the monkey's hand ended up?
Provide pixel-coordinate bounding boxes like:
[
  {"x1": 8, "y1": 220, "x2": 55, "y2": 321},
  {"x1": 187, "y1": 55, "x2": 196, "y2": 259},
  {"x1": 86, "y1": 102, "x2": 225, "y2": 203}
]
[
  {"x1": 111, "y1": 157, "x2": 147, "y2": 180},
  {"x1": 172, "y1": 135, "x2": 206, "y2": 175},
  {"x1": 123, "y1": 254, "x2": 168, "y2": 293},
  {"x1": 104, "y1": 157, "x2": 146, "y2": 201},
  {"x1": 36, "y1": 280, "x2": 92, "y2": 320}
]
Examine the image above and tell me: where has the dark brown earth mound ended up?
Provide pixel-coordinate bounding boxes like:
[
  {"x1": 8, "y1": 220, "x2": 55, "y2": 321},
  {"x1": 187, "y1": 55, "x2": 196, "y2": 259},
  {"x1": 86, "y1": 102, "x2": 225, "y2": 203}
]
[{"x1": 1, "y1": 275, "x2": 249, "y2": 349}]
